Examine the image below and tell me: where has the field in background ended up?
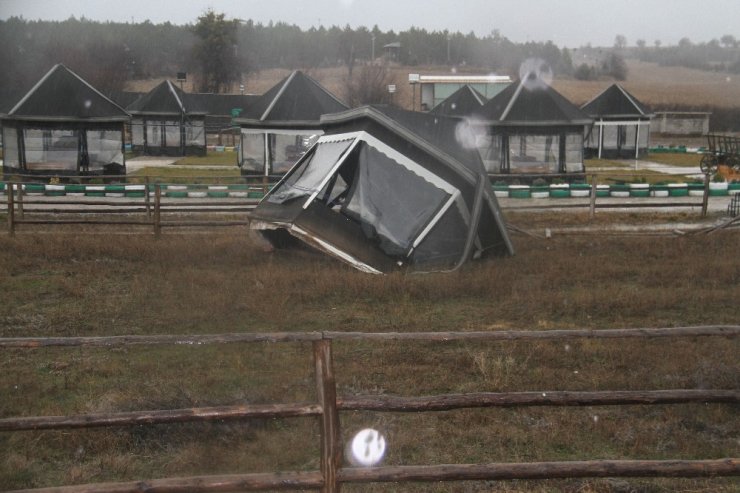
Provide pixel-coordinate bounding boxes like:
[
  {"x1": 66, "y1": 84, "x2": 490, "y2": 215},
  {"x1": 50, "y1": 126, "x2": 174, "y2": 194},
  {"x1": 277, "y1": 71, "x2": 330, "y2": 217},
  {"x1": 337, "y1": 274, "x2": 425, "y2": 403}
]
[
  {"x1": 0, "y1": 222, "x2": 737, "y2": 491},
  {"x1": 125, "y1": 59, "x2": 740, "y2": 114}
]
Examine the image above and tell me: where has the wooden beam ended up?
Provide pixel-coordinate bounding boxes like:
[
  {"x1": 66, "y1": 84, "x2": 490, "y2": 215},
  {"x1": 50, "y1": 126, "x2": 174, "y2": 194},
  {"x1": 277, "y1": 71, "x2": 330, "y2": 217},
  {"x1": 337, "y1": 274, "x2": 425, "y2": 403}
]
[
  {"x1": 338, "y1": 459, "x2": 740, "y2": 483},
  {"x1": 322, "y1": 325, "x2": 740, "y2": 342},
  {"x1": 7, "y1": 470, "x2": 324, "y2": 493},
  {"x1": 0, "y1": 403, "x2": 322, "y2": 432},
  {"x1": 314, "y1": 339, "x2": 341, "y2": 493},
  {"x1": 0, "y1": 332, "x2": 323, "y2": 348},
  {"x1": 1, "y1": 326, "x2": 737, "y2": 349},
  {"x1": 338, "y1": 389, "x2": 739, "y2": 413}
]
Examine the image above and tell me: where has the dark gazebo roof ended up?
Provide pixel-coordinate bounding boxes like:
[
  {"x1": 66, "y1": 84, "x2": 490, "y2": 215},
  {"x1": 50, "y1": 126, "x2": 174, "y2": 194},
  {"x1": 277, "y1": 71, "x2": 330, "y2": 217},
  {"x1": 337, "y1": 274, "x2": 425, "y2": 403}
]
[
  {"x1": 3, "y1": 64, "x2": 129, "y2": 122},
  {"x1": 581, "y1": 84, "x2": 653, "y2": 118},
  {"x1": 475, "y1": 75, "x2": 591, "y2": 126},
  {"x1": 184, "y1": 93, "x2": 258, "y2": 117},
  {"x1": 236, "y1": 71, "x2": 347, "y2": 125},
  {"x1": 431, "y1": 84, "x2": 488, "y2": 117},
  {"x1": 107, "y1": 90, "x2": 144, "y2": 109},
  {"x1": 127, "y1": 80, "x2": 206, "y2": 116},
  {"x1": 321, "y1": 105, "x2": 484, "y2": 180}
]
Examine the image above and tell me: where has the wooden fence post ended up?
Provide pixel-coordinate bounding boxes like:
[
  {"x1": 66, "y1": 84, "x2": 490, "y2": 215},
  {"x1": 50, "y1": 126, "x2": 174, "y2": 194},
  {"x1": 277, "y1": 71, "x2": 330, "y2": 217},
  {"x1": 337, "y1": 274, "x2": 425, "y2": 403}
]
[
  {"x1": 7, "y1": 184, "x2": 15, "y2": 236},
  {"x1": 589, "y1": 174, "x2": 597, "y2": 220},
  {"x1": 16, "y1": 182, "x2": 24, "y2": 220},
  {"x1": 154, "y1": 184, "x2": 161, "y2": 238},
  {"x1": 314, "y1": 338, "x2": 341, "y2": 493},
  {"x1": 701, "y1": 172, "x2": 710, "y2": 218},
  {"x1": 145, "y1": 176, "x2": 152, "y2": 218}
]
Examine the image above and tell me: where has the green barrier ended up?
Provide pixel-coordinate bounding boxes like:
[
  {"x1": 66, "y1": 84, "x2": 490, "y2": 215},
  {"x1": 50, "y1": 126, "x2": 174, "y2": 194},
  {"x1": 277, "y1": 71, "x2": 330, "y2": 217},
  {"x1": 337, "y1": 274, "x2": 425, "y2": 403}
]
[
  {"x1": 629, "y1": 184, "x2": 650, "y2": 197},
  {"x1": 65, "y1": 184, "x2": 86, "y2": 193},
  {"x1": 207, "y1": 191, "x2": 229, "y2": 198},
  {"x1": 668, "y1": 184, "x2": 688, "y2": 197},
  {"x1": 549, "y1": 186, "x2": 570, "y2": 198},
  {"x1": 508, "y1": 186, "x2": 531, "y2": 199},
  {"x1": 166, "y1": 191, "x2": 188, "y2": 198}
]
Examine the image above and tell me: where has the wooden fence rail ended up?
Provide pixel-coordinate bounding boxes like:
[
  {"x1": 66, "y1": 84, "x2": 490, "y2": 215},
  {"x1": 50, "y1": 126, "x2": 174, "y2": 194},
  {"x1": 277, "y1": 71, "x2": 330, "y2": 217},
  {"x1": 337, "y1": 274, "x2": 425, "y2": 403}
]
[
  {"x1": 4, "y1": 183, "x2": 258, "y2": 235},
  {"x1": 3, "y1": 169, "x2": 728, "y2": 235},
  {"x1": 2, "y1": 325, "x2": 739, "y2": 492}
]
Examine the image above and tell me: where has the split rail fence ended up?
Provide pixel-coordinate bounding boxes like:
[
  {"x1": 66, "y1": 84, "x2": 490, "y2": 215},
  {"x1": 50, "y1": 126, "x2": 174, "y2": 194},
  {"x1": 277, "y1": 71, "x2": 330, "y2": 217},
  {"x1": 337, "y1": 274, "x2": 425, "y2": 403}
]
[
  {"x1": 1, "y1": 325, "x2": 738, "y2": 492},
  {"x1": 3, "y1": 171, "x2": 733, "y2": 235},
  {"x1": 4, "y1": 181, "x2": 261, "y2": 236}
]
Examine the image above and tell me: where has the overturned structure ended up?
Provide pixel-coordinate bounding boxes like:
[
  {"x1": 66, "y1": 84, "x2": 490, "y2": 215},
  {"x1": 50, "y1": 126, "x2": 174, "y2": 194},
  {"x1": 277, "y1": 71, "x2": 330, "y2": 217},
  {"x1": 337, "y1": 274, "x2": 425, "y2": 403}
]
[
  {"x1": 249, "y1": 105, "x2": 514, "y2": 274},
  {"x1": 1, "y1": 64, "x2": 129, "y2": 177}
]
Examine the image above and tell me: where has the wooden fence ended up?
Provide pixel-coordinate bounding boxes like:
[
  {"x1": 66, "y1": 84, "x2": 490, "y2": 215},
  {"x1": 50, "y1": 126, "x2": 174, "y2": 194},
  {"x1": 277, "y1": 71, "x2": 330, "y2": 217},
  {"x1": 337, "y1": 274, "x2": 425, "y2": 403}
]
[
  {"x1": 1, "y1": 325, "x2": 739, "y2": 492},
  {"x1": 4, "y1": 170, "x2": 729, "y2": 237},
  {"x1": 4, "y1": 182, "x2": 262, "y2": 236}
]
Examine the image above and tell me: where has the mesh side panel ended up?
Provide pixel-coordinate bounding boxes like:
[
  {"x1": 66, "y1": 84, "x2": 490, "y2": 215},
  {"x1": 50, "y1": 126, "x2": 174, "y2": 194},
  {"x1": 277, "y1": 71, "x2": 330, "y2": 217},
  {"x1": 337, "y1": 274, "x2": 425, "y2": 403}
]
[{"x1": 410, "y1": 206, "x2": 468, "y2": 269}]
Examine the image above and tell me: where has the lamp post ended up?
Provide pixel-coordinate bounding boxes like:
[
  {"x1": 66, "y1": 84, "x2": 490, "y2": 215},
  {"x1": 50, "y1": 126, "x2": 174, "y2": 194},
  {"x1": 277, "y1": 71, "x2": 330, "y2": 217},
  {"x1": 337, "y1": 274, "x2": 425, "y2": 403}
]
[{"x1": 371, "y1": 34, "x2": 376, "y2": 62}]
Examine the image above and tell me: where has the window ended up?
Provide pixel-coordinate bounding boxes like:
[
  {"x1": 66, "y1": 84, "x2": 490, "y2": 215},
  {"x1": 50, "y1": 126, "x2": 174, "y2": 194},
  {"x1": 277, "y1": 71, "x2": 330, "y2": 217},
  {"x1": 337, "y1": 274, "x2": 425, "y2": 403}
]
[
  {"x1": 164, "y1": 120, "x2": 180, "y2": 148},
  {"x1": 564, "y1": 133, "x2": 584, "y2": 172},
  {"x1": 186, "y1": 120, "x2": 205, "y2": 146},
  {"x1": 24, "y1": 128, "x2": 79, "y2": 171},
  {"x1": 268, "y1": 139, "x2": 353, "y2": 204},
  {"x1": 132, "y1": 118, "x2": 145, "y2": 145},
  {"x1": 2, "y1": 126, "x2": 19, "y2": 168},
  {"x1": 146, "y1": 120, "x2": 161, "y2": 147},
  {"x1": 270, "y1": 133, "x2": 318, "y2": 174},
  {"x1": 240, "y1": 132, "x2": 265, "y2": 173},
  {"x1": 87, "y1": 129, "x2": 124, "y2": 171},
  {"x1": 508, "y1": 134, "x2": 559, "y2": 173},
  {"x1": 477, "y1": 133, "x2": 503, "y2": 173}
]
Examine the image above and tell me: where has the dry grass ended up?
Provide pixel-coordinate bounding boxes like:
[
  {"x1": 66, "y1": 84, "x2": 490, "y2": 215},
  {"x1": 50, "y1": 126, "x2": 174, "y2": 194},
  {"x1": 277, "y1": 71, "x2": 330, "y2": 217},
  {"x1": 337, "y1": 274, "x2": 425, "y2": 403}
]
[
  {"x1": 0, "y1": 225, "x2": 738, "y2": 491},
  {"x1": 126, "y1": 59, "x2": 740, "y2": 114}
]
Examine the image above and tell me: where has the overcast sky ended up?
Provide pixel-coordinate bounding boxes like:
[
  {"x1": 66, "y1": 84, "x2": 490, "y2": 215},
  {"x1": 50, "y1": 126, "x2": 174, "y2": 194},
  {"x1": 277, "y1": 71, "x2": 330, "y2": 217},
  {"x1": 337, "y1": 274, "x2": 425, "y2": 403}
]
[{"x1": 1, "y1": 0, "x2": 738, "y2": 48}]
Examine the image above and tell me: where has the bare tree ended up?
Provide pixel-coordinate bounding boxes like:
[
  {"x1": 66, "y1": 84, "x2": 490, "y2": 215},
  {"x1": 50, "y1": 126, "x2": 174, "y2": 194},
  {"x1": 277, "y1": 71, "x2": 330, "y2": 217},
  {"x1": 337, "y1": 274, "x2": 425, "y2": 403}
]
[{"x1": 345, "y1": 63, "x2": 395, "y2": 107}]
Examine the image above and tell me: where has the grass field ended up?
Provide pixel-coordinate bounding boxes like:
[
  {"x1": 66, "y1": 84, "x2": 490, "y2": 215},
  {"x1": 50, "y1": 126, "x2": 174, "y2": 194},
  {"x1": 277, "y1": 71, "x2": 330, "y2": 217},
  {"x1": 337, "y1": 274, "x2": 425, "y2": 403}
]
[
  {"x1": 172, "y1": 150, "x2": 239, "y2": 166},
  {"x1": 0, "y1": 218, "x2": 738, "y2": 491},
  {"x1": 128, "y1": 166, "x2": 242, "y2": 184}
]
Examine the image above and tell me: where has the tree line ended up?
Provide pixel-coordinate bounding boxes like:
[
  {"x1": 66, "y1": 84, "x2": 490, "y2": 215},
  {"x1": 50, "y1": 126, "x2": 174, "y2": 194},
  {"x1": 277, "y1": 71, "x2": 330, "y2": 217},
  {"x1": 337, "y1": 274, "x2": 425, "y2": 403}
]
[
  {"x1": 1, "y1": 14, "x2": 737, "y2": 108},
  {"x1": 0, "y1": 14, "x2": 577, "y2": 104}
]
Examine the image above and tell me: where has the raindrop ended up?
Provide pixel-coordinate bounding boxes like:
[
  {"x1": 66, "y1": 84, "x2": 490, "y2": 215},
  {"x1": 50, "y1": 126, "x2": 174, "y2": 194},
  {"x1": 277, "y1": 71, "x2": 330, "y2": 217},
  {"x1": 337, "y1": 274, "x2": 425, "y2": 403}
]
[
  {"x1": 451, "y1": 103, "x2": 457, "y2": 110},
  {"x1": 84, "y1": 99, "x2": 92, "y2": 109},
  {"x1": 592, "y1": 415, "x2": 599, "y2": 423},
  {"x1": 454, "y1": 117, "x2": 486, "y2": 150},
  {"x1": 518, "y1": 58, "x2": 553, "y2": 90},
  {"x1": 349, "y1": 428, "x2": 386, "y2": 467}
]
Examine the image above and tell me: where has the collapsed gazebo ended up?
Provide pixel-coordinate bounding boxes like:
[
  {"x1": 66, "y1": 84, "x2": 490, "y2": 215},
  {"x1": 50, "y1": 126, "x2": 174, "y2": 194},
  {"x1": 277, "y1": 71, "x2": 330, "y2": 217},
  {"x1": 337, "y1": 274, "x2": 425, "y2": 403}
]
[
  {"x1": 472, "y1": 74, "x2": 592, "y2": 179},
  {"x1": 581, "y1": 84, "x2": 653, "y2": 159},
  {"x1": 1, "y1": 64, "x2": 129, "y2": 177},
  {"x1": 249, "y1": 105, "x2": 514, "y2": 274},
  {"x1": 235, "y1": 71, "x2": 348, "y2": 178},
  {"x1": 127, "y1": 80, "x2": 207, "y2": 156}
]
